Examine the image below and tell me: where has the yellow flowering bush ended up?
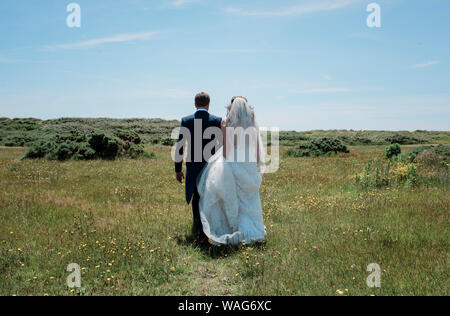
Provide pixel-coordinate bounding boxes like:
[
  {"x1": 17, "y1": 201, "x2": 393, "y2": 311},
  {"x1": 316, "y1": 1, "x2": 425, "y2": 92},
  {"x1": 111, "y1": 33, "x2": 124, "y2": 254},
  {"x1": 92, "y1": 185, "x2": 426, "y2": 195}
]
[
  {"x1": 391, "y1": 163, "x2": 410, "y2": 179},
  {"x1": 355, "y1": 160, "x2": 418, "y2": 189}
]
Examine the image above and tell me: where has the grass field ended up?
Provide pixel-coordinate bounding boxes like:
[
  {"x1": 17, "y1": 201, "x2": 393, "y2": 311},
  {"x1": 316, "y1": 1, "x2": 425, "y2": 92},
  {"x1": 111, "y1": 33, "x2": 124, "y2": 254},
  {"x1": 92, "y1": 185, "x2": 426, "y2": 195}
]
[{"x1": 0, "y1": 145, "x2": 448, "y2": 296}]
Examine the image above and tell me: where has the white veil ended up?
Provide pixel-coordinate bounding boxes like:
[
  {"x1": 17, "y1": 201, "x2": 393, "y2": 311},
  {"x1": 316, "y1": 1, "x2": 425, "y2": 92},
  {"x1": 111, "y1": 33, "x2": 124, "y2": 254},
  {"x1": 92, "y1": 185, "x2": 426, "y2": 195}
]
[
  {"x1": 226, "y1": 97, "x2": 256, "y2": 130},
  {"x1": 225, "y1": 97, "x2": 265, "y2": 168}
]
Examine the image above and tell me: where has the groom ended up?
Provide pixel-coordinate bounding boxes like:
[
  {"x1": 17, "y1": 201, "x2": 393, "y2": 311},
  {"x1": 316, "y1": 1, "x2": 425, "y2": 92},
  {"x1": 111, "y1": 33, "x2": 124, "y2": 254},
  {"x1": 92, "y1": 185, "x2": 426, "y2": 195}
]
[{"x1": 175, "y1": 92, "x2": 222, "y2": 240}]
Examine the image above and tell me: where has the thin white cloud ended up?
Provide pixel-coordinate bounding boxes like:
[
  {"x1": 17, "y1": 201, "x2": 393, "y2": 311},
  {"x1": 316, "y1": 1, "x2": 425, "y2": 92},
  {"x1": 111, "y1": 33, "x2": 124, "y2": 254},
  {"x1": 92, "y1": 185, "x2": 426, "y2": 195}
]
[
  {"x1": 168, "y1": 0, "x2": 203, "y2": 7},
  {"x1": 413, "y1": 60, "x2": 440, "y2": 68},
  {"x1": 45, "y1": 31, "x2": 158, "y2": 50},
  {"x1": 0, "y1": 57, "x2": 25, "y2": 63},
  {"x1": 322, "y1": 74, "x2": 332, "y2": 81},
  {"x1": 225, "y1": 0, "x2": 361, "y2": 17},
  {"x1": 196, "y1": 48, "x2": 287, "y2": 54},
  {"x1": 294, "y1": 88, "x2": 353, "y2": 94}
]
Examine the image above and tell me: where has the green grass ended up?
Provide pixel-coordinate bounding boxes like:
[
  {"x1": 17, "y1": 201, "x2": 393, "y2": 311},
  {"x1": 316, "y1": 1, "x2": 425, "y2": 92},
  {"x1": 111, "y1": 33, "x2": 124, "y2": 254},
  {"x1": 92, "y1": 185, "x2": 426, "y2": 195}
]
[{"x1": 0, "y1": 146, "x2": 448, "y2": 296}]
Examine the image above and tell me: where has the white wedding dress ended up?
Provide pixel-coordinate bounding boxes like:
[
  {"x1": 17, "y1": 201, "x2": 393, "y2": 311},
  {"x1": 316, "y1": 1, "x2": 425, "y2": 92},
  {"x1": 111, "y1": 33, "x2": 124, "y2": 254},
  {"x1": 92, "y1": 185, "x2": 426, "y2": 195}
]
[{"x1": 196, "y1": 98, "x2": 266, "y2": 246}]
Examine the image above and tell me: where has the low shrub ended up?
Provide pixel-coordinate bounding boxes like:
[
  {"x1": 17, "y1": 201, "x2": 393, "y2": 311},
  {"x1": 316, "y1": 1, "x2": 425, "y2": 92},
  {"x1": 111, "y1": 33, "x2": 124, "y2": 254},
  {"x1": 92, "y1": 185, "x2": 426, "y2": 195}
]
[
  {"x1": 349, "y1": 137, "x2": 373, "y2": 145},
  {"x1": 89, "y1": 133, "x2": 119, "y2": 160},
  {"x1": 385, "y1": 134, "x2": 428, "y2": 145},
  {"x1": 279, "y1": 132, "x2": 310, "y2": 145},
  {"x1": 24, "y1": 131, "x2": 153, "y2": 161},
  {"x1": 355, "y1": 160, "x2": 419, "y2": 190},
  {"x1": 435, "y1": 144, "x2": 450, "y2": 163},
  {"x1": 416, "y1": 150, "x2": 441, "y2": 166},
  {"x1": 5, "y1": 120, "x2": 39, "y2": 131},
  {"x1": 24, "y1": 140, "x2": 48, "y2": 158},
  {"x1": 162, "y1": 138, "x2": 175, "y2": 146},
  {"x1": 73, "y1": 143, "x2": 97, "y2": 160},
  {"x1": 385, "y1": 144, "x2": 401, "y2": 159},
  {"x1": 287, "y1": 137, "x2": 349, "y2": 157},
  {"x1": 3, "y1": 135, "x2": 34, "y2": 147},
  {"x1": 114, "y1": 129, "x2": 141, "y2": 145}
]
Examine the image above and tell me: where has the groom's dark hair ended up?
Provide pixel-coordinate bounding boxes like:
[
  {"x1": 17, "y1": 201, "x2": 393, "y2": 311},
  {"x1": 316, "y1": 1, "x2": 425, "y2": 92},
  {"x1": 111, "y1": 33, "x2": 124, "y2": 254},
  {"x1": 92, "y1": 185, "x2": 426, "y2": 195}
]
[{"x1": 195, "y1": 92, "x2": 210, "y2": 108}]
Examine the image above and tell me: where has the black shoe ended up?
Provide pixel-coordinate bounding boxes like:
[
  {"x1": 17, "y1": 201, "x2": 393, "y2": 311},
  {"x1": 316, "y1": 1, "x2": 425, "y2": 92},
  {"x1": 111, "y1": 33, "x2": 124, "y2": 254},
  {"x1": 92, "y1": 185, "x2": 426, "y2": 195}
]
[{"x1": 196, "y1": 232, "x2": 209, "y2": 245}]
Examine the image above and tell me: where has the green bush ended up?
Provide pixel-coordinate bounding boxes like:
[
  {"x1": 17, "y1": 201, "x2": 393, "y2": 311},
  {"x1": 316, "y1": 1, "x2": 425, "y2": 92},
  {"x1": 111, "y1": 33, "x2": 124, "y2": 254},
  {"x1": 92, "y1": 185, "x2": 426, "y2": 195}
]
[
  {"x1": 279, "y1": 132, "x2": 310, "y2": 145},
  {"x1": 385, "y1": 144, "x2": 401, "y2": 159},
  {"x1": 405, "y1": 165, "x2": 418, "y2": 188},
  {"x1": 344, "y1": 136, "x2": 373, "y2": 145},
  {"x1": 435, "y1": 144, "x2": 450, "y2": 164},
  {"x1": 4, "y1": 136, "x2": 29, "y2": 147},
  {"x1": 5, "y1": 120, "x2": 39, "y2": 131},
  {"x1": 355, "y1": 161, "x2": 388, "y2": 190},
  {"x1": 162, "y1": 138, "x2": 175, "y2": 146},
  {"x1": 385, "y1": 134, "x2": 427, "y2": 145},
  {"x1": 114, "y1": 129, "x2": 141, "y2": 145},
  {"x1": 48, "y1": 142, "x2": 76, "y2": 161},
  {"x1": 89, "y1": 133, "x2": 118, "y2": 160},
  {"x1": 24, "y1": 140, "x2": 48, "y2": 159},
  {"x1": 355, "y1": 159, "x2": 419, "y2": 190},
  {"x1": 73, "y1": 143, "x2": 97, "y2": 160},
  {"x1": 24, "y1": 130, "x2": 153, "y2": 161},
  {"x1": 287, "y1": 137, "x2": 350, "y2": 158},
  {"x1": 114, "y1": 130, "x2": 150, "y2": 159},
  {"x1": 407, "y1": 152, "x2": 417, "y2": 163},
  {"x1": 126, "y1": 143, "x2": 144, "y2": 159},
  {"x1": 392, "y1": 153, "x2": 416, "y2": 163}
]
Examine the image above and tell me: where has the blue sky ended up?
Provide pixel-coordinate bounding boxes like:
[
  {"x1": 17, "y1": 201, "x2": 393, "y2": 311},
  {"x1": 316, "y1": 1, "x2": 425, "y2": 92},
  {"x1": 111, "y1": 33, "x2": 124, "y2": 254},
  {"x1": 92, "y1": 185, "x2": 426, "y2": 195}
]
[{"x1": 0, "y1": 0, "x2": 449, "y2": 130}]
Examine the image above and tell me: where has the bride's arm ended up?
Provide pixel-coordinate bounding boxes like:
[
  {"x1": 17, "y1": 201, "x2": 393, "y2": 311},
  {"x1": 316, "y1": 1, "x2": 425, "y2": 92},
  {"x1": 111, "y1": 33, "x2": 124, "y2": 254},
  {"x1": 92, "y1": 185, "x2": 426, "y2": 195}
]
[{"x1": 221, "y1": 120, "x2": 227, "y2": 159}]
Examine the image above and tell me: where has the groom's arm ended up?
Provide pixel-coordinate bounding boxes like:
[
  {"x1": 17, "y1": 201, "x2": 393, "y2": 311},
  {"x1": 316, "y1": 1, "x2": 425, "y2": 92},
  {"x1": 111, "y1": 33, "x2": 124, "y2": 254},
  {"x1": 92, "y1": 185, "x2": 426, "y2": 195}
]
[{"x1": 175, "y1": 119, "x2": 185, "y2": 182}]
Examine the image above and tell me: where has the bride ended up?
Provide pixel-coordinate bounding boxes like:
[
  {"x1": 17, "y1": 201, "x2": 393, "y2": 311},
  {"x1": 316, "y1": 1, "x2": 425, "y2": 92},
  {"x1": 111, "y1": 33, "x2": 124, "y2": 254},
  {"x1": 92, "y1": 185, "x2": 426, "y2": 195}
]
[{"x1": 196, "y1": 97, "x2": 266, "y2": 246}]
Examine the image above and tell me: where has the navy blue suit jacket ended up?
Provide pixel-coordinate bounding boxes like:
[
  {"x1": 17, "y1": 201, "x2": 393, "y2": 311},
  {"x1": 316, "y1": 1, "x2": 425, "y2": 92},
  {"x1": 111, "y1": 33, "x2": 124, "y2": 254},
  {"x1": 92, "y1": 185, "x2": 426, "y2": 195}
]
[{"x1": 175, "y1": 110, "x2": 222, "y2": 204}]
